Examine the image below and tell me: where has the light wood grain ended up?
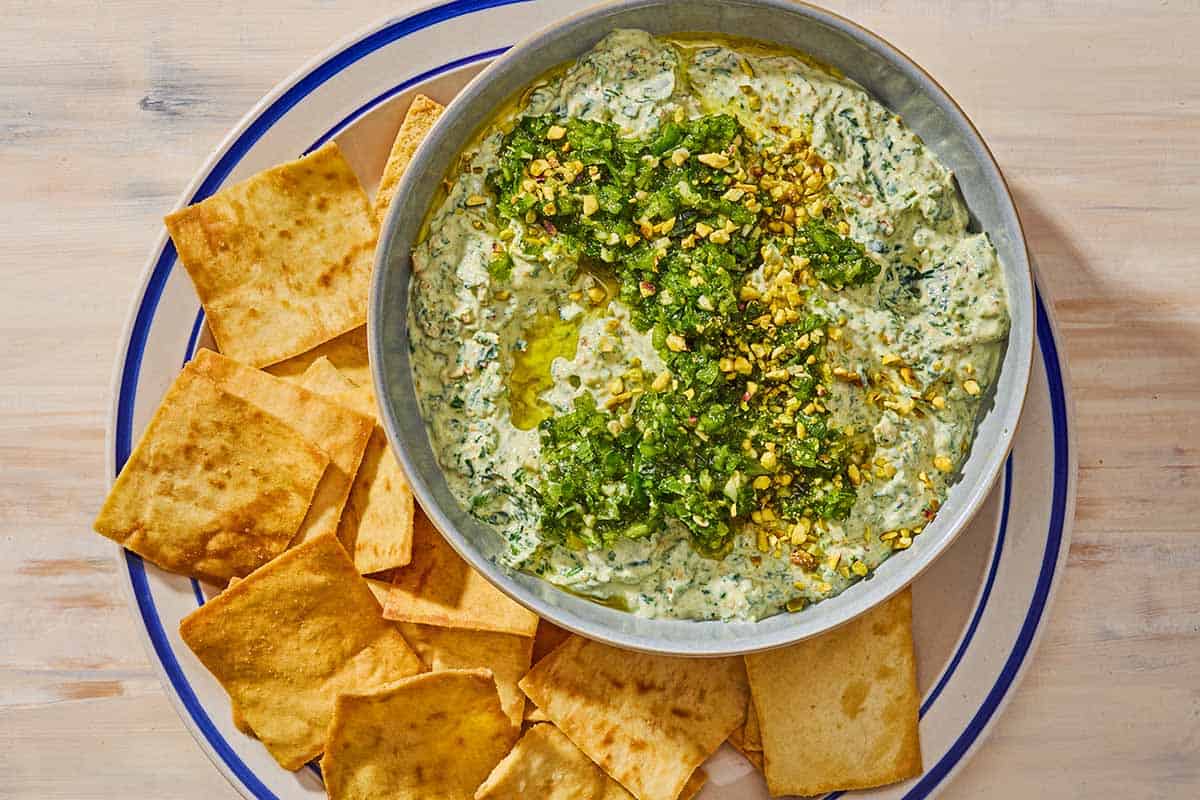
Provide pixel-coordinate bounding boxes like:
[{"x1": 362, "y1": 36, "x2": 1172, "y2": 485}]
[{"x1": 1, "y1": 0, "x2": 1197, "y2": 797}]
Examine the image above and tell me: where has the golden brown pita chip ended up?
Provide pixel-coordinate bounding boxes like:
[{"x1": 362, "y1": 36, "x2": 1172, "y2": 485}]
[
  {"x1": 165, "y1": 142, "x2": 376, "y2": 368},
  {"x1": 475, "y1": 723, "x2": 635, "y2": 800},
  {"x1": 744, "y1": 588, "x2": 922, "y2": 796},
  {"x1": 678, "y1": 771, "x2": 707, "y2": 800},
  {"x1": 743, "y1": 695, "x2": 762, "y2": 751},
  {"x1": 232, "y1": 706, "x2": 256, "y2": 738},
  {"x1": 363, "y1": 574, "x2": 393, "y2": 606},
  {"x1": 726, "y1": 710, "x2": 748, "y2": 751},
  {"x1": 726, "y1": 711, "x2": 764, "y2": 771},
  {"x1": 476, "y1": 724, "x2": 705, "y2": 800},
  {"x1": 296, "y1": 358, "x2": 415, "y2": 573},
  {"x1": 523, "y1": 704, "x2": 549, "y2": 724},
  {"x1": 518, "y1": 635, "x2": 748, "y2": 800},
  {"x1": 94, "y1": 366, "x2": 327, "y2": 583},
  {"x1": 380, "y1": 509, "x2": 538, "y2": 637},
  {"x1": 726, "y1": 666, "x2": 762, "y2": 759},
  {"x1": 524, "y1": 619, "x2": 570, "y2": 720},
  {"x1": 189, "y1": 349, "x2": 373, "y2": 545},
  {"x1": 737, "y1": 747, "x2": 763, "y2": 773},
  {"x1": 396, "y1": 622, "x2": 531, "y2": 726},
  {"x1": 322, "y1": 669, "x2": 515, "y2": 800},
  {"x1": 266, "y1": 325, "x2": 371, "y2": 388},
  {"x1": 726, "y1": 704, "x2": 763, "y2": 772},
  {"x1": 223, "y1": 578, "x2": 259, "y2": 738},
  {"x1": 297, "y1": 355, "x2": 359, "y2": 395},
  {"x1": 531, "y1": 619, "x2": 572, "y2": 667},
  {"x1": 340, "y1": 425, "x2": 414, "y2": 572},
  {"x1": 374, "y1": 94, "x2": 444, "y2": 226},
  {"x1": 178, "y1": 534, "x2": 424, "y2": 770}
]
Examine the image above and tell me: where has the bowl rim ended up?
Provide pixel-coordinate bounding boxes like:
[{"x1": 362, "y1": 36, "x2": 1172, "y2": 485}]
[{"x1": 369, "y1": 0, "x2": 1034, "y2": 656}]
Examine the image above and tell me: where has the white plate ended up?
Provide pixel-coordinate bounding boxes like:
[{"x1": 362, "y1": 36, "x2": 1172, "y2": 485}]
[{"x1": 104, "y1": 2, "x2": 1077, "y2": 797}]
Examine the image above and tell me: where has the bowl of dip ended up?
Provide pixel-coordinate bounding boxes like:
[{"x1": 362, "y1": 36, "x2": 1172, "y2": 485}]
[{"x1": 370, "y1": 0, "x2": 1034, "y2": 655}]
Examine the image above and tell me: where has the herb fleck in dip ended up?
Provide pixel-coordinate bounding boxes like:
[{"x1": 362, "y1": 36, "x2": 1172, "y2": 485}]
[{"x1": 409, "y1": 30, "x2": 1009, "y2": 621}]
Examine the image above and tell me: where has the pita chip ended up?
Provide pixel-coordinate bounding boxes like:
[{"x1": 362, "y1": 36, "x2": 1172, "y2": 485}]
[
  {"x1": 677, "y1": 771, "x2": 706, "y2": 800},
  {"x1": 231, "y1": 705, "x2": 256, "y2": 738},
  {"x1": 727, "y1": 662, "x2": 762, "y2": 768},
  {"x1": 743, "y1": 696, "x2": 762, "y2": 751},
  {"x1": 189, "y1": 349, "x2": 373, "y2": 545},
  {"x1": 373, "y1": 94, "x2": 444, "y2": 225},
  {"x1": 476, "y1": 723, "x2": 708, "y2": 800},
  {"x1": 531, "y1": 619, "x2": 572, "y2": 667},
  {"x1": 678, "y1": 771, "x2": 707, "y2": 800},
  {"x1": 524, "y1": 704, "x2": 549, "y2": 724},
  {"x1": 518, "y1": 635, "x2": 747, "y2": 800},
  {"x1": 94, "y1": 365, "x2": 326, "y2": 583},
  {"x1": 296, "y1": 354, "x2": 359, "y2": 396},
  {"x1": 322, "y1": 669, "x2": 514, "y2": 800},
  {"x1": 339, "y1": 424, "x2": 415, "y2": 572},
  {"x1": 179, "y1": 534, "x2": 424, "y2": 770},
  {"x1": 296, "y1": 358, "x2": 416, "y2": 573},
  {"x1": 266, "y1": 325, "x2": 371, "y2": 388},
  {"x1": 726, "y1": 699, "x2": 763, "y2": 771},
  {"x1": 381, "y1": 508, "x2": 538, "y2": 637},
  {"x1": 524, "y1": 620, "x2": 573, "y2": 722},
  {"x1": 165, "y1": 142, "x2": 376, "y2": 368},
  {"x1": 475, "y1": 723, "x2": 635, "y2": 800},
  {"x1": 744, "y1": 588, "x2": 922, "y2": 796},
  {"x1": 222, "y1": 578, "x2": 257, "y2": 739},
  {"x1": 396, "y1": 622, "x2": 532, "y2": 726}
]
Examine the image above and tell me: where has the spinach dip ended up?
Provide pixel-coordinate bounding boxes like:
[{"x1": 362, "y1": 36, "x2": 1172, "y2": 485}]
[{"x1": 408, "y1": 30, "x2": 1009, "y2": 621}]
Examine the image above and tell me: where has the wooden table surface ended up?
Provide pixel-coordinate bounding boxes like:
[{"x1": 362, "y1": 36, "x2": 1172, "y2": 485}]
[{"x1": 3, "y1": 0, "x2": 1197, "y2": 796}]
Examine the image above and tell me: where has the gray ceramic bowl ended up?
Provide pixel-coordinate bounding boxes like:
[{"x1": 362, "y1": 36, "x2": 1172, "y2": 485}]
[{"x1": 370, "y1": 0, "x2": 1034, "y2": 656}]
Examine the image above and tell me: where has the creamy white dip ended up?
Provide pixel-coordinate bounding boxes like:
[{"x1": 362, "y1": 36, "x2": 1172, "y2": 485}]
[{"x1": 409, "y1": 30, "x2": 1008, "y2": 621}]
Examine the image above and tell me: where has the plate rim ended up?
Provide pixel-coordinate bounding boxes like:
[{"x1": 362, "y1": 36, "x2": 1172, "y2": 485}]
[{"x1": 102, "y1": 2, "x2": 1077, "y2": 797}]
